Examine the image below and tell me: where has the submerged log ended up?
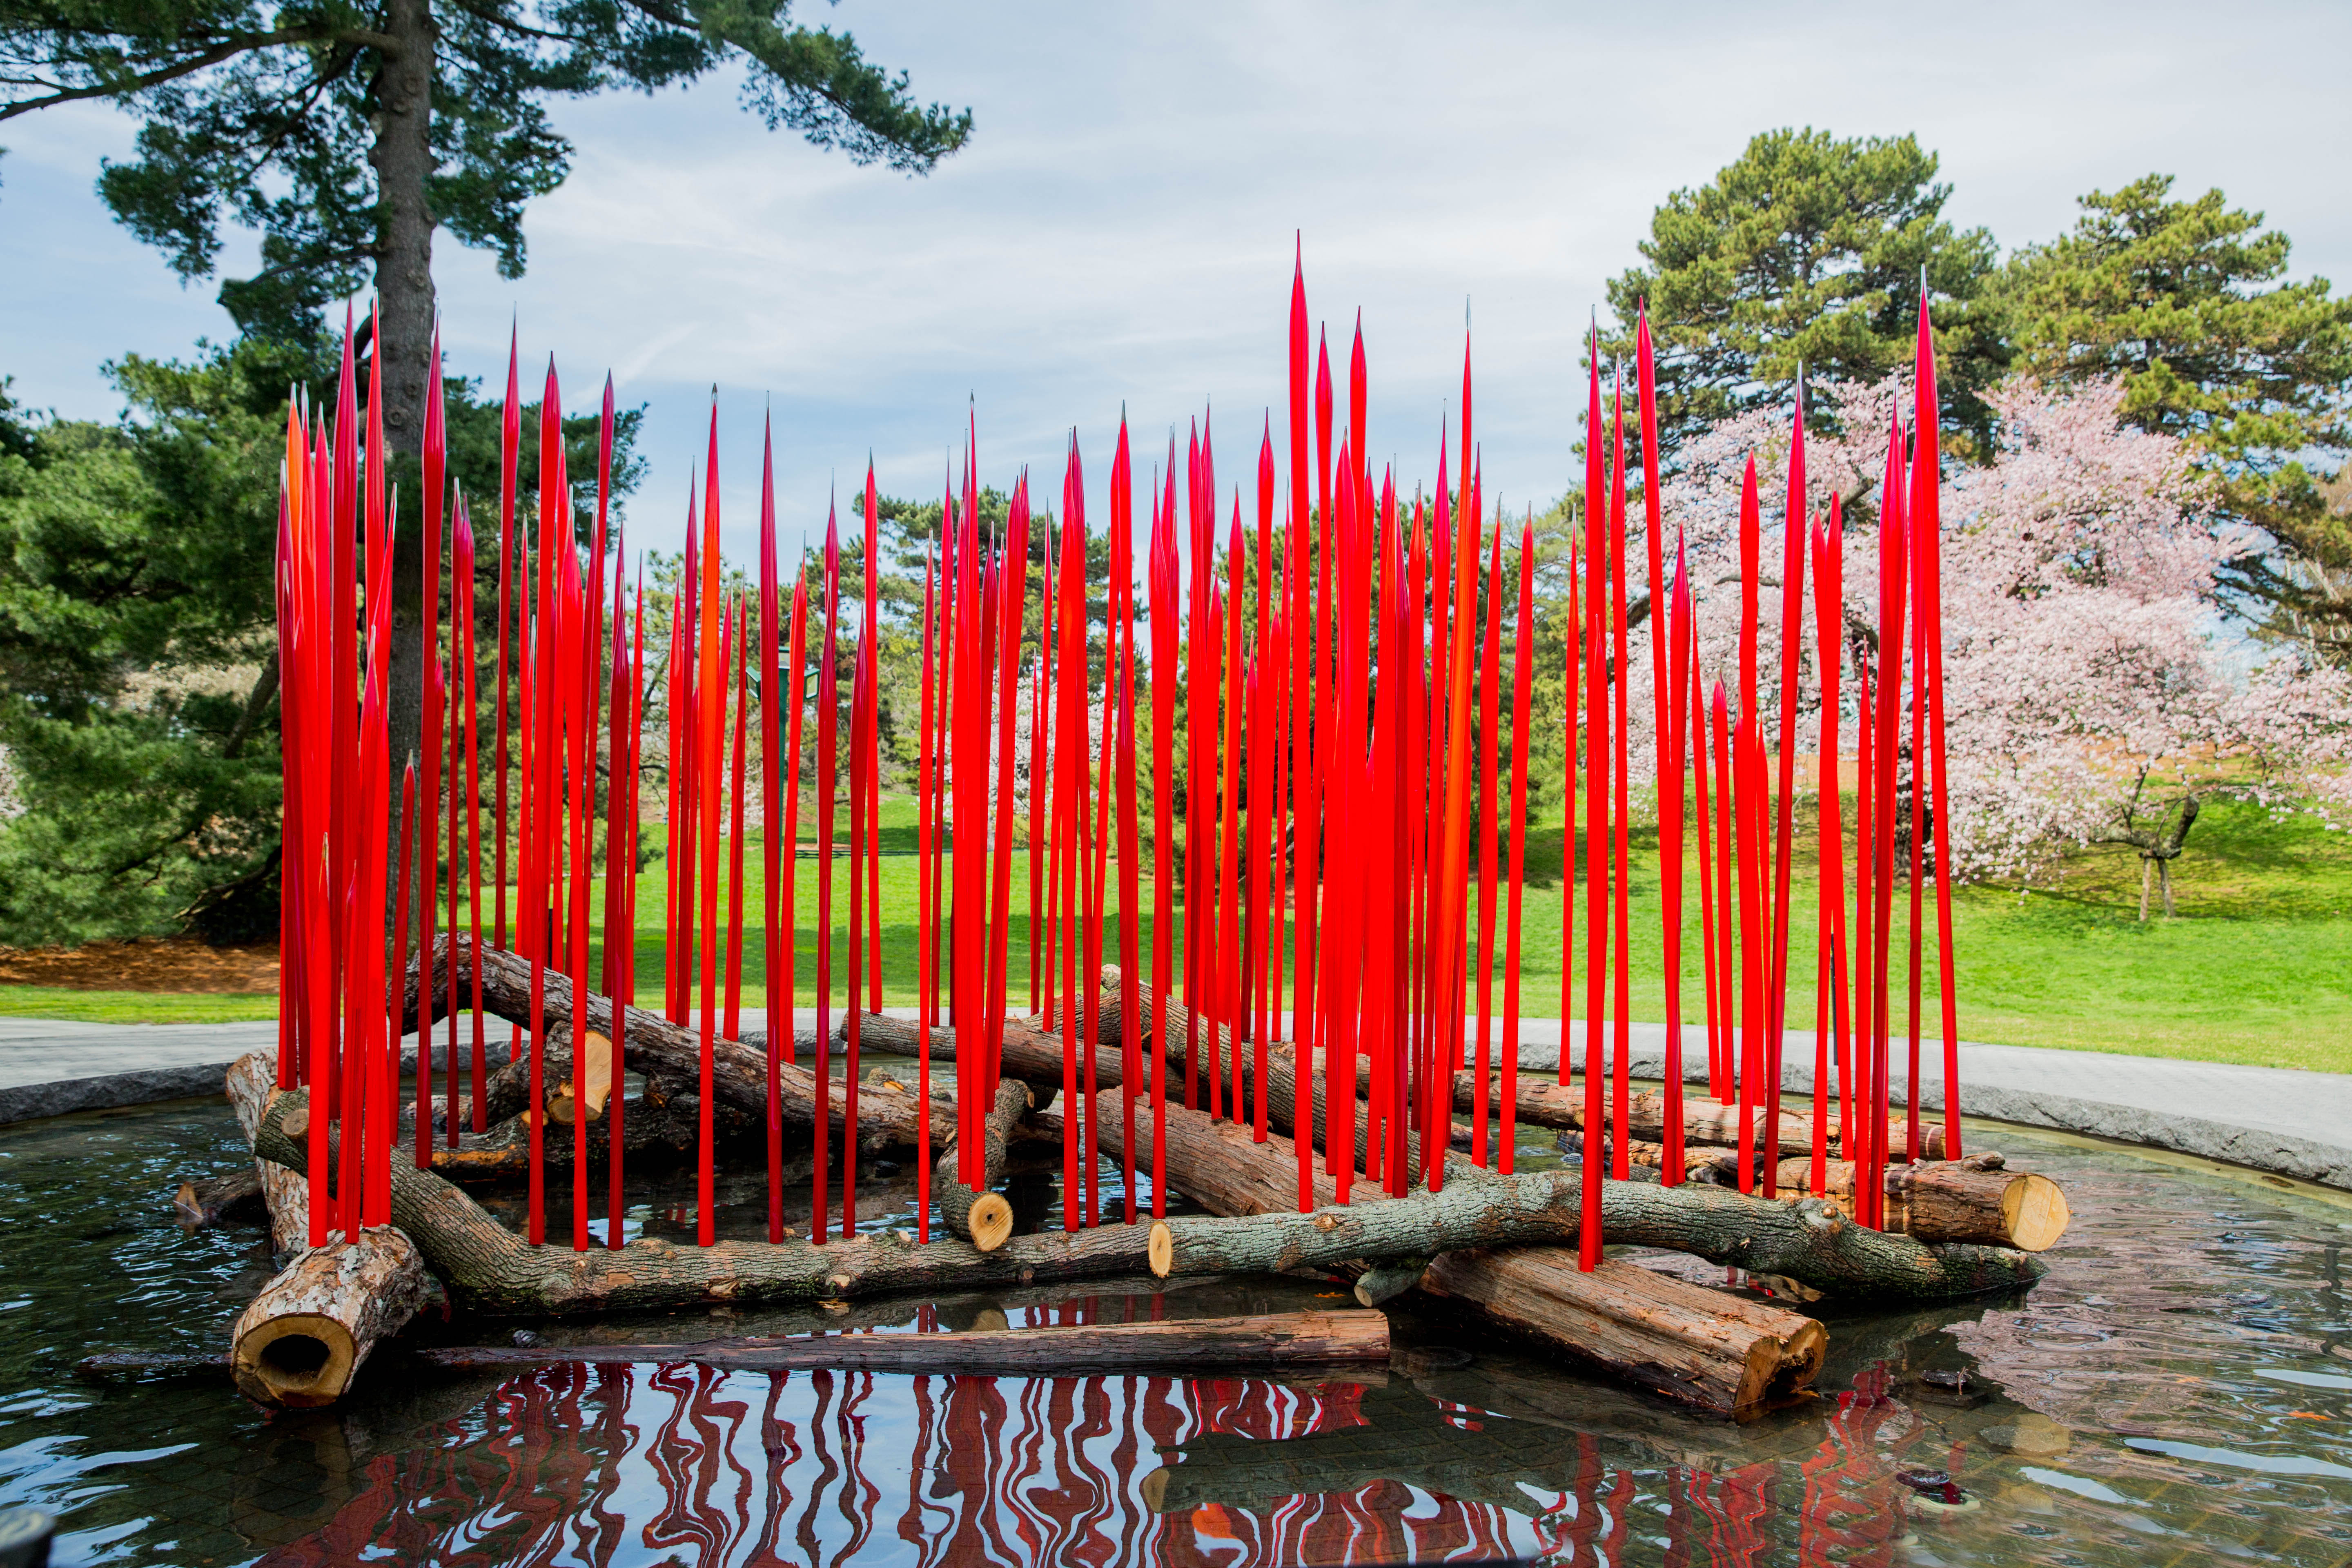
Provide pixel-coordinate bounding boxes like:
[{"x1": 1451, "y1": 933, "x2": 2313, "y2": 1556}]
[
  {"x1": 402, "y1": 937, "x2": 956, "y2": 1150},
  {"x1": 173, "y1": 1166, "x2": 266, "y2": 1228},
  {"x1": 414, "y1": 1310, "x2": 1388, "y2": 1374},
  {"x1": 229, "y1": 1227, "x2": 429, "y2": 1408}
]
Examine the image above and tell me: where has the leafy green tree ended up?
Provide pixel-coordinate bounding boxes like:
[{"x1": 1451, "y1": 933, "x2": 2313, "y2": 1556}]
[
  {"x1": 1603, "y1": 127, "x2": 2006, "y2": 459},
  {"x1": 3, "y1": 2, "x2": 973, "y2": 920},
  {"x1": 1996, "y1": 175, "x2": 2352, "y2": 659},
  {"x1": 0, "y1": 334, "x2": 637, "y2": 942}
]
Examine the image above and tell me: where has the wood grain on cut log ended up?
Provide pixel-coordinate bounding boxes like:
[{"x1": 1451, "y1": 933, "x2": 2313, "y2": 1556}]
[
  {"x1": 935, "y1": 1078, "x2": 1029, "y2": 1251},
  {"x1": 229, "y1": 1227, "x2": 428, "y2": 1408},
  {"x1": 546, "y1": 1032, "x2": 614, "y2": 1125},
  {"x1": 412, "y1": 1310, "x2": 1388, "y2": 1374},
  {"x1": 1769, "y1": 1157, "x2": 2069, "y2": 1252},
  {"x1": 403, "y1": 937, "x2": 956, "y2": 1149}
]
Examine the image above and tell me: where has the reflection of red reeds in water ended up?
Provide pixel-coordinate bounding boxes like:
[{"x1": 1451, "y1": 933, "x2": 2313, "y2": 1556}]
[{"x1": 249, "y1": 1357, "x2": 1965, "y2": 1567}]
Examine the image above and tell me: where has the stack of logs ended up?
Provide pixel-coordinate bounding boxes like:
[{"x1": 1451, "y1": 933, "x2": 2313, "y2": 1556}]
[{"x1": 209, "y1": 935, "x2": 2066, "y2": 1417}]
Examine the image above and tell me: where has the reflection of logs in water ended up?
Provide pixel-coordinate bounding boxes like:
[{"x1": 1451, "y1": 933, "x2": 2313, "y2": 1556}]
[{"x1": 241, "y1": 1341, "x2": 1956, "y2": 1566}]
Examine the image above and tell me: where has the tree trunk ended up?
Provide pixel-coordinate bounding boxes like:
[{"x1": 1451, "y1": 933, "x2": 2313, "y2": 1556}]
[
  {"x1": 372, "y1": 0, "x2": 438, "y2": 922},
  {"x1": 230, "y1": 1227, "x2": 429, "y2": 1408},
  {"x1": 411, "y1": 1310, "x2": 1389, "y2": 1375},
  {"x1": 1447, "y1": 1071, "x2": 1948, "y2": 1162},
  {"x1": 1417, "y1": 1248, "x2": 1822, "y2": 1418},
  {"x1": 172, "y1": 1167, "x2": 266, "y2": 1228}
]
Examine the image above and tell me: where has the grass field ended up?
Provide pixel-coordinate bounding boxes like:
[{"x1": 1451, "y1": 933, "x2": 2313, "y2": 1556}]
[{"x1": 5, "y1": 794, "x2": 2345, "y2": 1072}]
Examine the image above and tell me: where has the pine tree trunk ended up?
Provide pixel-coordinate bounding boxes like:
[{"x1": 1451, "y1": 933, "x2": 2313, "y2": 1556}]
[{"x1": 370, "y1": 0, "x2": 440, "y2": 920}]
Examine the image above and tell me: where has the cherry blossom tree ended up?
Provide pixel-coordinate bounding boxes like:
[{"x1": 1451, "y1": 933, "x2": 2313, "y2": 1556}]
[{"x1": 1632, "y1": 374, "x2": 2352, "y2": 903}]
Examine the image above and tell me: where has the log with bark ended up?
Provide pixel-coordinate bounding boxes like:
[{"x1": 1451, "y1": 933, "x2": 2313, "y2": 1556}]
[
  {"x1": 225, "y1": 1051, "x2": 315, "y2": 1258},
  {"x1": 402, "y1": 937, "x2": 957, "y2": 1151},
  {"x1": 229, "y1": 1227, "x2": 430, "y2": 1408},
  {"x1": 223, "y1": 1055, "x2": 431, "y2": 1408},
  {"x1": 1036, "y1": 1090, "x2": 1828, "y2": 1416},
  {"x1": 1764, "y1": 1154, "x2": 2069, "y2": 1252},
  {"x1": 935, "y1": 1078, "x2": 1029, "y2": 1251},
  {"x1": 1448, "y1": 1071, "x2": 1950, "y2": 1161},
  {"x1": 849, "y1": 1005, "x2": 1127, "y2": 1091},
  {"x1": 412, "y1": 1309, "x2": 1388, "y2": 1375},
  {"x1": 173, "y1": 1167, "x2": 267, "y2": 1228}
]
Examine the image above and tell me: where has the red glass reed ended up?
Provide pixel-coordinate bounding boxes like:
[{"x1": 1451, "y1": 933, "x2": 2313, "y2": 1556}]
[
  {"x1": 1635, "y1": 313, "x2": 1681, "y2": 1163},
  {"x1": 1764, "y1": 396, "x2": 1809, "y2": 1198},
  {"x1": 1608, "y1": 376, "x2": 1633, "y2": 1183},
  {"x1": 693, "y1": 416, "x2": 723, "y2": 1248},
  {"x1": 814, "y1": 507, "x2": 840, "y2": 1241},
  {"x1": 1661, "y1": 539, "x2": 1692, "y2": 1185},
  {"x1": 1149, "y1": 468, "x2": 1177, "y2": 1215},
  {"x1": 1915, "y1": 300, "x2": 1962, "y2": 1161},
  {"x1": 1500, "y1": 515, "x2": 1533, "y2": 1174},
  {"x1": 1577, "y1": 335, "x2": 1608, "y2": 1269}
]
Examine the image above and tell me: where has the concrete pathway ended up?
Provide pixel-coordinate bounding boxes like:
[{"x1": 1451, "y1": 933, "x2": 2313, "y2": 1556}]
[{"x1": 2, "y1": 1007, "x2": 2345, "y2": 1190}]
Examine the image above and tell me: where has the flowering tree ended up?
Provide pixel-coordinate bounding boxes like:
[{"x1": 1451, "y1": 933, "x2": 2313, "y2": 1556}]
[{"x1": 1637, "y1": 375, "x2": 2352, "y2": 905}]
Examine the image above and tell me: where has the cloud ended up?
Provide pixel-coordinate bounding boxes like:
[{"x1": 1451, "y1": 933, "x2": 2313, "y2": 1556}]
[{"x1": 4, "y1": 0, "x2": 2347, "y2": 567}]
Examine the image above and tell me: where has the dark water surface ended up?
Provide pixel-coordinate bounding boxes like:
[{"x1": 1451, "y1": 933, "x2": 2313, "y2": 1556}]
[{"x1": 3, "y1": 1094, "x2": 2350, "y2": 1566}]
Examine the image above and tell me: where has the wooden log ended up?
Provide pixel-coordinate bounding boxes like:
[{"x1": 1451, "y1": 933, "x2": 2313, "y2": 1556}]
[
  {"x1": 1487, "y1": 1074, "x2": 1951, "y2": 1161},
  {"x1": 850, "y1": 1007, "x2": 1126, "y2": 1091},
  {"x1": 229, "y1": 1227, "x2": 429, "y2": 1408},
  {"x1": 1415, "y1": 1248, "x2": 1821, "y2": 1416},
  {"x1": 1040, "y1": 1091, "x2": 1829, "y2": 1415},
  {"x1": 225, "y1": 1052, "x2": 313, "y2": 1257},
  {"x1": 936, "y1": 1078, "x2": 1029, "y2": 1251},
  {"x1": 246, "y1": 1084, "x2": 1835, "y2": 1321},
  {"x1": 1768, "y1": 1156, "x2": 2069, "y2": 1252},
  {"x1": 173, "y1": 1166, "x2": 266, "y2": 1227},
  {"x1": 545, "y1": 1031, "x2": 614, "y2": 1125},
  {"x1": 403, "y1": 936, "x2": 956, "y2": 1150},
  {"x1": 412, "y1": 1310, "x2": 1388, "y2": 1374}
]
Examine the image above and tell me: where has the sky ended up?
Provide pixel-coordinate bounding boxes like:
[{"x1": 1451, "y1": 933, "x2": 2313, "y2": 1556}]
[{"x1": 5, "y1": 0, "x2": 2349, "y2": 568}]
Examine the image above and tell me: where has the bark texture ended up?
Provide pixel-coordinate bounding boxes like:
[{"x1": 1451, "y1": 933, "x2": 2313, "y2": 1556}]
[
  {"x1": 226, "y1": 1051, "x2": 314, "y2": 1257},
  {"x1": 404, "y1": 937, "x2": 956, "y2": 1150},
  {"x1": 230, "y1": 1227, "x2": 428, "y2": 1408},
  {"x1": 412, "y1": 1310, "x2": 1388, "y2": 1374},
  {"x1": 935, "y1": 1078, "x2": 1028, "y2": 1250}
]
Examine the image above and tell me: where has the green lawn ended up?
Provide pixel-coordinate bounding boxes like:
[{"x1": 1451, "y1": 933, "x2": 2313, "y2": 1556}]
[
  {"x1": 6, "y1": 793, "x2": 2346, "y2": 1071},
  {"x1": 0, "y1": 986, "x2": 281, "y2": 1025}
]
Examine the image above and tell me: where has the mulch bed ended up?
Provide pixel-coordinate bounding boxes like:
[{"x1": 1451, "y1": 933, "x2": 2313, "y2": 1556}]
[{"x1": 0, "y1": 936, "x2": 279, "y2": 994}]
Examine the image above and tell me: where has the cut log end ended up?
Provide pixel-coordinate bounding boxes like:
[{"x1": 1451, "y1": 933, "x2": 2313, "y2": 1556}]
[
  {"x1": 1737, "y1": 1316, "x2": 1829, "y2": 1412},
  {"x1": 232, "y1": 1313, "x2": 360, "y2": 1409},
  {"x1": 2002, "y1": 1173, "x2": 2071, "y2": 1254},
  {"x1": 547, "y1": 1031, "x2": 615, "y2": 1126},
  {"x1": 1148, "y1": 1221, "x2": 1174, "y2": 1279},
  {"x1": 228, "y1": 1226, "x2": 428, "y2": 1409},
  {"x1": 968, "y1": 1193, "x2": 1015, "y2": 1253}
]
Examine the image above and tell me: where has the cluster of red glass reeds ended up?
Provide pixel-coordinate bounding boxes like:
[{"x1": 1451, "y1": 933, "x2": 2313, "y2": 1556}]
[{"x1": 274, "y1": 252, "x2": 1958, "y2": 1265}]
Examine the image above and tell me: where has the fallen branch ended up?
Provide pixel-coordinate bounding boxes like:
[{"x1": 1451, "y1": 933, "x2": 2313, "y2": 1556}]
[{"x1": 229, "y1": 1227, "x2": 428, "y2": 1408}]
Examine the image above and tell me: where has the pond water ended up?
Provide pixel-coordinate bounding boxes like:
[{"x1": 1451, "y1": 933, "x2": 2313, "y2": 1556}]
[{"x1": 2, "y1": 1088, "x2": 2349, "y2": 1567}]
